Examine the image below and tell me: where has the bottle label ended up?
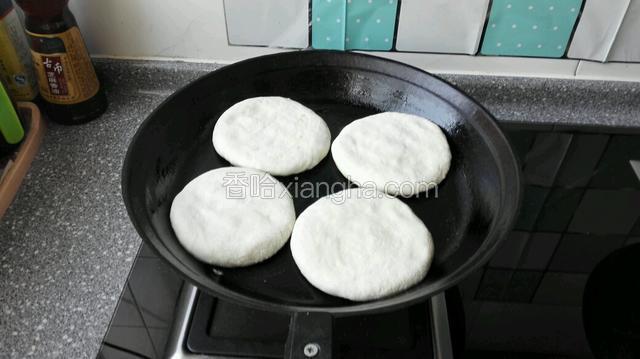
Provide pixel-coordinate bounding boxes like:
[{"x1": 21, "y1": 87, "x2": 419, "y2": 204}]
[
  {"x1": 27, "y1": 27, "x2": 99, "y2": 105},
  {"x1": 0, "y1": 7, "x2": 38, "y2": 101}
]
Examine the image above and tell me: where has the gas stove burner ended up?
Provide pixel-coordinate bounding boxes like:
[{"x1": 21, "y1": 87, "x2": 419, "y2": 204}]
[{"x1": 165, "y1": 283, "x2": 464, "y2": 359}]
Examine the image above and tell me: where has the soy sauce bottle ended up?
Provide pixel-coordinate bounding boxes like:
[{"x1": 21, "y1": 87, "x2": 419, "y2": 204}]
[{"x1": 15, "y1": 0, "x2": 107, "y2": 125}]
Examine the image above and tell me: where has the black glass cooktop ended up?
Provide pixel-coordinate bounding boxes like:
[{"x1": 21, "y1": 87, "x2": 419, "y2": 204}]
[
  {"x1": 187, "y1": 292, "x2": 437, "y2": 358},
  {"x1": 99, "y1": 123, "x2": 640, "y2": 358}
]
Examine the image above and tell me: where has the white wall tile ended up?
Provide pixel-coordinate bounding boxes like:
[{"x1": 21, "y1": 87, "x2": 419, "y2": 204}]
[
  {"x1": 223, "y1": 0, "x2": 308, "y2": 48},
  {"x1": 608, "y1": 0, "x2": 640, "y2": 62},
  {"x1": 395, "y1": 0, "x2": 490, "y2": 55},
  {"x1": 567, "y1": 0, "x2": 628, "y2": 62},
  {"x1": 69, "y1": 0, "x2": 287, "y2": 63}
]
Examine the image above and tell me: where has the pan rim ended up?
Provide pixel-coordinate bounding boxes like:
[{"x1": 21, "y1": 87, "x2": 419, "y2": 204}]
[{"x1": 122, "y1": 50, "x2": 522, "y2": 316}]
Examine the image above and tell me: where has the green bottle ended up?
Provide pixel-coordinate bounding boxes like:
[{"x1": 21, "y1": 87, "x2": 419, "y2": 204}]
[
  {"x1": 0, "y1": 0, "x2": 38, "y2": 102},
  {"x1": 0, "y1": 80, "x2": 25, "y2": 157}
]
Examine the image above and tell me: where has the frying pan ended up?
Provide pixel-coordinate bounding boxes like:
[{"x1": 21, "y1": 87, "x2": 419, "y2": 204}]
[{"x1": 122, "y1": 51, "x2": 521, "y2": 358}]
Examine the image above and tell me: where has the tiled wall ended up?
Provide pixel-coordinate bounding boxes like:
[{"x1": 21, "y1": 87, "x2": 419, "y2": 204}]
[
  {"x1": 461, "y1": 123, "x2": 640, "y2": 356},
  {"x1": 66, "y1": 1, "x2": 640, "y2": 80},
  {"x1": 223, "y1": 0, "x2": 640, "y2": 62}
]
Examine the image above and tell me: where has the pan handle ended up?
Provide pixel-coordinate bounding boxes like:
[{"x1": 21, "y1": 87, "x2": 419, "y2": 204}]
[
  {"x1": 430, "y1": 292, "x2": 455, "y2": 359},
  {"x1": 284, "y1": 312, "x2": 334, "y2": 359}
]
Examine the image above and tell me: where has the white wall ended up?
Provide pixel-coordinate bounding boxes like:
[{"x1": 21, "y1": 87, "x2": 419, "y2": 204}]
[
  {"x1": 68, "y1": 0, "x2": 640, "y2": 81},
  {"x1": 68, "y1": 0, "x2": 286, "y2": 63}
]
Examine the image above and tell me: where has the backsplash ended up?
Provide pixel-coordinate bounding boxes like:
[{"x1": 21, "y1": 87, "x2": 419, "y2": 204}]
[
  {"x1": 223, "y1": 0, "x2": 640, "y2": 63},
  {"x1": 63, "y1": 0, "x2": 638, "y2": 80},
  {"x1": 460, "y1": 123, "x2": 640, "y2": 356}
]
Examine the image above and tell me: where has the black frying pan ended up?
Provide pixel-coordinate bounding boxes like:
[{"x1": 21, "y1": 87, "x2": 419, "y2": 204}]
[{"x1": 122, "y1": 51, "x2": 520, "y2": 357}]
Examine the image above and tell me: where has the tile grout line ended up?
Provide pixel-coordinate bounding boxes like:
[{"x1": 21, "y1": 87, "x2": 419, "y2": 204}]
[{"x1": 574, "y1": 60, "x2": 581, "y2": 77}]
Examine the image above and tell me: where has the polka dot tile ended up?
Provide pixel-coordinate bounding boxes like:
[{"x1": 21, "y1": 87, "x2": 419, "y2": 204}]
[
  {"x1": 312, "y1": 0, "x2": 347, "y2": 50},
  {"x1": 312, "y1": 0, "x2": 399, "y2": 51},
  {"x1": 346, "y1": 0, "x2": 398, "y2": 50},
  {"x1": 481, "y1": 0, "x2": 583, "y2": 58}
]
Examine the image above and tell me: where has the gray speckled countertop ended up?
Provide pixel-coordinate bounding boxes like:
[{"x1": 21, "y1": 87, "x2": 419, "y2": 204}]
[
  {"x1": 441, "y1": 74, "x2": 640, "y2": 130},
  {"x1": 0, "y1": 58, "x2": 638, "y2": 358},
  {"x1": 0, "y1": 60, "x2": 221, "y2": 359}
]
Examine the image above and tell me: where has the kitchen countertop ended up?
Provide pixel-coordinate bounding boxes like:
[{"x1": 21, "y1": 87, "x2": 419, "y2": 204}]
[{"x1": 0, "y1": 57, "x2": 639, "y2": 358}]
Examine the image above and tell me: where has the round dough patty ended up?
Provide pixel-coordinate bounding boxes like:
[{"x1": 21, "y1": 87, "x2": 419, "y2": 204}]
[
  {"x1": 291, "y1": 188, "x2": 434, "y2": 301},
  {"x1": 331, "y1": 112, "x2": 451, "y2": 196},
  {"x1": 170, "y1": 167, "x2": 296, "y2": 267},
  {"x1": 212, "y1": 97, "x2": 331, "y2": 176}
]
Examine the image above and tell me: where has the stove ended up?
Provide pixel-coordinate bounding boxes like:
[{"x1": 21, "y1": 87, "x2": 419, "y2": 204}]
[
  {"x1": 161, "y1": 283, "x2": 463, "y2": 359},
  {"x1": 98, "y1": 256, "x2": 464, "y2": 359},
  {"x1": 100, "y1": 124, "x2": 640, "y2": 359},
  {"x1": 97, "y1": 241, "x2": 466, "y2": 359}
]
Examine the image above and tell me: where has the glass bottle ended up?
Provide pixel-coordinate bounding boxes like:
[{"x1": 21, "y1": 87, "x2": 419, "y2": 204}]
[
  {"x1": 0, "y1": 0, "x2": 38, "y2": 102},
  {"x1": 0, "y1": 80, "x2": 25, "y2": 158},
  {"x1": 15, "y1": 0, "x2": 107, "y2": 125}
]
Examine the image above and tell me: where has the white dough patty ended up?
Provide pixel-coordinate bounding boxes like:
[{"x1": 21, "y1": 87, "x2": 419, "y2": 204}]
[
  {"x1": 170, "y1": 167, "x2": 296, "y2": 267},
  {"x1": 212, "y1": 97, "x2": 331, "y2": 176},
  {"x1": 291, "y1": 188, "x2": 434, "y2": 301},
  {"x1": 331, "y1": 112, "x2": 451, "y2": 196}
]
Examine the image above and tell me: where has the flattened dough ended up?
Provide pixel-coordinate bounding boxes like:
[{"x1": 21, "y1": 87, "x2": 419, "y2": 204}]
[
  {"x1": 170, "y1": 167, "x2": 296, "y2": 267},
  {"x1": 331, "y1": 112, "x2": 451, "y2": 196},
  {"x1": 212, "y1": 97, "x2": 331, "y2": 176},
  {"x1": 291, "y1": 188, "x2": 434, "y2": 301}
]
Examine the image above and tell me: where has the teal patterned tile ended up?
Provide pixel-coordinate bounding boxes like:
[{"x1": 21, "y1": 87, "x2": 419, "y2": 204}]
[
  {"x1": 345, "y1": 0, "x2": 398, "y2": 50},
  {"x1": 312, "y1": 0, "x2": 398, "y2": 51},
  {"x1": 312, "y1": 0, "x2": 347, "y2": 50},
  {"x1": 481, "y1": 0, "x2": 583, "y2": 58}
]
